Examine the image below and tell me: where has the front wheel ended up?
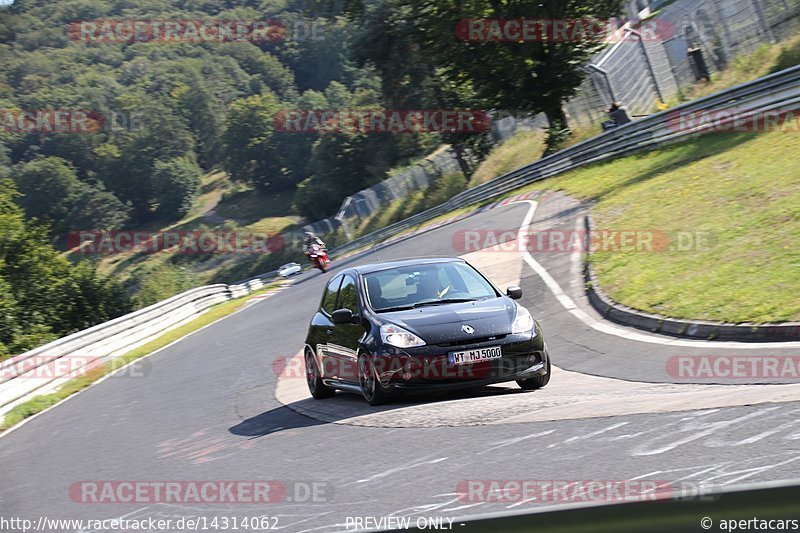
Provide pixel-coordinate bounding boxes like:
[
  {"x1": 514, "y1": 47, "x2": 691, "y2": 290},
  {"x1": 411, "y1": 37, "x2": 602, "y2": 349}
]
[
  {"x1": 305, "y1": 349, "x2": 335, "y2": 399},
  {"x1": 358, "y1": 353, "x2": 389, "y2": 406},
  {"x1": 516, "y1": 357, "x2": 551, "y2": 390}
]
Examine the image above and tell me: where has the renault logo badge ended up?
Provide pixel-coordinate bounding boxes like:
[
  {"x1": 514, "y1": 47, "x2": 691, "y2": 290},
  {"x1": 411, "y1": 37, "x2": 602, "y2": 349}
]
[{"x1": 461, "y1": 324, "x2": 475, "y2": 334}]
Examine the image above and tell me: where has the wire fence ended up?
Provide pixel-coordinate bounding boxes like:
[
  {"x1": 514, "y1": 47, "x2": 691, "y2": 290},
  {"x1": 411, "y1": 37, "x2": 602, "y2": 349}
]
[
  {"x1": 299, "y1": 146, "x2": 462, "y2": 237},
  {"x1": 567, "y1": 0, "x2": 800, "y2": 121}
]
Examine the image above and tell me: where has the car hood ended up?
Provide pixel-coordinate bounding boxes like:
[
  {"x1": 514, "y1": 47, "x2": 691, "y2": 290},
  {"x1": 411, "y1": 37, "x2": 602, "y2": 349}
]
[{"x1": 380, "y1": 297, "x2": 517, "y2": 345}]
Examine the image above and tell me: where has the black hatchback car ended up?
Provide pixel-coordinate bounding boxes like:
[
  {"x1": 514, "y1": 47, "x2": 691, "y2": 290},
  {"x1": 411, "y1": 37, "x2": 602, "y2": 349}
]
[{"x1": 303, "y1": 257, "x2": 551, "y2": 405}]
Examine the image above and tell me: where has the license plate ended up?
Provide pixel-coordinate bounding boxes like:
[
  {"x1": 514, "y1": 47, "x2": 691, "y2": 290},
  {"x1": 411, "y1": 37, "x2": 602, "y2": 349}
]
[{"x1": 449, "y1": 346, "x2": 502, "y2": 365}]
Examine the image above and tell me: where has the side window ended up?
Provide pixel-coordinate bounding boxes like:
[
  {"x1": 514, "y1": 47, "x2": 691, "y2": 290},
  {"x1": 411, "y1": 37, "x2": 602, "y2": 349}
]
[
  {"x1": 337, "y1": 275, "x2": 359, "y2": 312},
  {"x1": 321, "y1": 276, "x2": 343, "y2": 315}
]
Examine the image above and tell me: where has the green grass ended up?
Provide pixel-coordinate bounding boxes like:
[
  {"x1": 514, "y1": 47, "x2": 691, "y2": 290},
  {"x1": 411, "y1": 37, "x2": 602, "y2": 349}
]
[
  {"x1": 215, "y1": 187, "x2": 299, "y2": 226},
  {"x1": 470, "y1": 130, "x2": 547, "y2": 186},
  {"x1": 668, "y1": 33, "x2": 800, "y2": 107},
  {"x1": 86, "y1": 171, "x2": 302, "y2": 302},
  {"x1": 333, "y1": 125, "x2": 800, "y2": 324},
  {"x1": 510, "y1": 128, "x2": 799, "y2": 324},
  {"x1": 0, "y1": 282, "x2": 282, "y2": 432},
  {"x1": 350, "y1": 173, "x2": 469, "y2": 238}
]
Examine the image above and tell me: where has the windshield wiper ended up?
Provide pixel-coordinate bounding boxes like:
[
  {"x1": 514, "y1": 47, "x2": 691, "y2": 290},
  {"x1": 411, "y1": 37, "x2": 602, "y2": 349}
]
[
  {"x1": 376, "y1": 298, "x2": 479, "y2": 312},
  {"x1": 412, "y1": 298, "x2": 477, "y2": 308},
  {"x1": 375, "y1": 305, "x2": 416, "y2": 313}
]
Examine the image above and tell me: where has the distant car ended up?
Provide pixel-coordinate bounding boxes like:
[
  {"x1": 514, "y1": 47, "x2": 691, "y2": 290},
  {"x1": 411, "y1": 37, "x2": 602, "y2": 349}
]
[
  {"x1": 302, "y1": 257, "x2": 550, "y2": 405},
  {"x1": 278, "y1": 262, "x2": 302, "y2": 278}
]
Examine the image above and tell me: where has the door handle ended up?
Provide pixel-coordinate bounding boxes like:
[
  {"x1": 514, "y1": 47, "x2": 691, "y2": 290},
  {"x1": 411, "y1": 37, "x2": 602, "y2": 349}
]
[{"x1": 326, "y1": 329, "x2": 334, "y2": 335}]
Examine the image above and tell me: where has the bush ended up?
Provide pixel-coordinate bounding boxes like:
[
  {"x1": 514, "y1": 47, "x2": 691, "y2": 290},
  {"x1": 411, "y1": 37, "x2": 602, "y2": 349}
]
[
  {"x1": 771, "y1": 38, "x2": 800, "y2": 73},
  {"x1": 0, "y1": 181, "x2": 132, "y2": 357},
  {"x1": 151, "y1": 158, "x2": 202, "y2": 220},
  {"x1": 131, "y1": 264, "x2": 202, "y2": 309}
]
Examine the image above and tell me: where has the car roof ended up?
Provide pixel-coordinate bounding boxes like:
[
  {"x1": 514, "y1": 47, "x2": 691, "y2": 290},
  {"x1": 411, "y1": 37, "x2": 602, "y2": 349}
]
[{"x1": 349, "y1": 257, "x2": 466, "y2": 275}]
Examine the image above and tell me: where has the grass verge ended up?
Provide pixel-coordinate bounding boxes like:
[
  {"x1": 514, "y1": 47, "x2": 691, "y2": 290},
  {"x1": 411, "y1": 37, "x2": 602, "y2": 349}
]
[
  {"x1": 334, "y1": 127, "x2": 799, "y2": 324},
  {"x1": 0, "y1": 281, "x2": 282, "y2": 432},
  {"x1": 348, "y1": 173, "x2": 469, "y2": 239},
  {"x1": 668, "y1": 34, "x2": 800, "y2": 106},
  {"x1": 327, "y1": 126, "x2": 798, "y2": 324},
  {"x1": 470, "y1": 130, "x2": 546, "y2": 186},
  {"x1": 509, "y1": 127, "x2": 799, "y2": 323}
]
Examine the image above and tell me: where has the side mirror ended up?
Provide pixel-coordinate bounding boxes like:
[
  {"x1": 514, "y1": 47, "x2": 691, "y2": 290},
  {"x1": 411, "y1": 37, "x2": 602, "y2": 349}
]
[
  {"x1": 331, "y1": 308, "x2": 355, "y2": 324},
  {"x1": 506, "y1": 286, "x2": 522, "y2": 300}
]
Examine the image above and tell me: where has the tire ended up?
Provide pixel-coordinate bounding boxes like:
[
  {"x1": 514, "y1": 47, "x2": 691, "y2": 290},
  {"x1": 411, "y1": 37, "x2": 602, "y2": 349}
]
[
  {"x1": 516, "y1": 357, "x2": 551, "y2": 390},
  {"x1": 358, "y1": 353, "x2": 389, "y2": 406},
  {"x1": 305, "y1": 349, "x2": 335, "y2": 399}
]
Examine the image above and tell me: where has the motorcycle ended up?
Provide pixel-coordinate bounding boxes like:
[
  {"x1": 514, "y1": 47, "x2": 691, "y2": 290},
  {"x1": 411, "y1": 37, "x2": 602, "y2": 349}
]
[{"x1": 307, "y1": 243, "x2": 330, "y2": 273}]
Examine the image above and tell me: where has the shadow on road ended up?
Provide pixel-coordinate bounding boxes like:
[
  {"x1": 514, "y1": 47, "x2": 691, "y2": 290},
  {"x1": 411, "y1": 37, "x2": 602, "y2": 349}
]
[
  {"x1": 228, "y1": 405, "x2": 328, "y2": 438},
  {"x1": 250, "y1": 384, "x2": 535, "y2": 429}
]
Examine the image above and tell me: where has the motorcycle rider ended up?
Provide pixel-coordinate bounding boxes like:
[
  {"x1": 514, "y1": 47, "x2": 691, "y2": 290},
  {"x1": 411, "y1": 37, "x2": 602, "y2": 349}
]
[
  {"x1": 304, "y1": 231, "x2": 325, "y2": 254},
  {"x1": 303, "y1": 231, "x2": 328, "y2": 272}
]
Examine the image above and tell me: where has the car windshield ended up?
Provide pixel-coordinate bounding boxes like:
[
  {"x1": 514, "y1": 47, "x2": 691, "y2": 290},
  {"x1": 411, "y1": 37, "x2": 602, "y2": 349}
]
[{"x1": 364, "y1": 262, "x2": 498, "y2": 312}]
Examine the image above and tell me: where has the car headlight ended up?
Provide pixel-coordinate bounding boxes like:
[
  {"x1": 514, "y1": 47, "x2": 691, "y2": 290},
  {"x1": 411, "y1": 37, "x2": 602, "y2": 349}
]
[
  {"x1": 512, "y1": 305, "x2": 537, "y2": 335},
  {"x1": 380, "y1": 324, "x2": 426, "y2": 348}
]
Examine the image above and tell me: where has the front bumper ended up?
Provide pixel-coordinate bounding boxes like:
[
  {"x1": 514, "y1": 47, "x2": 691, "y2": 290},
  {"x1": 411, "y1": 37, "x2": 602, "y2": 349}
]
[{"x1": 374, "y1": 332, "x2": 548, "y2": 392}]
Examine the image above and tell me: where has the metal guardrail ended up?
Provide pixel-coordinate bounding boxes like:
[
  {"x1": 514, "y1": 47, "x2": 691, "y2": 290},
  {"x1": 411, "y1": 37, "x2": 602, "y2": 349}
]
[
  {"x1": 0, "y1": 279, "x2": 272, "y2": 417},
  {"x1": 327, "y1": 64, "x2": 800, "y2": 260}
]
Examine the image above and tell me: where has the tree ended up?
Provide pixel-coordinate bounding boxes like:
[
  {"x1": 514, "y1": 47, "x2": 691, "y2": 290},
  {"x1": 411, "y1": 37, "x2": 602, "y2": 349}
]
[
  {"x1": 61, "y1": 261, "x2": 132, "y2": 333},
  {"x1": 151, "y1": 157, "x2": 202, "y2": 219},
  {"x1": 0, "y1": 181, "x2": 132, "y2": 356},
  {"x1": 349, "y1": 2, "x2": 495, "y2": 173},
  {"x1": 65, "y1": 183, "x2": 132, "y2": 232},
  {"x1": 271, "y1": 14, "x2": 354, "y2": 92},
  {"x1": 101, "y1": 100, "x2": 196, "y2": 222},
  {"x1": 296, "y1": 127, "x2": 397, "y2": 219},
  {"x1": 350, "y1": 0, "x2": 623, "y2": 150},
  {"x1": 174, "y1": 75, "x2": 226, "y2": 168},
  {"x1": 12, "y1": 156, "x2": 130, "y2": 233},
  {"x1": 12, "y1": 156, "x2": 83, "y2": 226},
  {"x1": 219, "y1": 43, "x2": 296, "y2": 98},
  {"x1": 0, "y1": 270, "x2": 18, "y2": 358},
  {"x1": 222, "y1": 91, "x2": 313, "y2": 194}
]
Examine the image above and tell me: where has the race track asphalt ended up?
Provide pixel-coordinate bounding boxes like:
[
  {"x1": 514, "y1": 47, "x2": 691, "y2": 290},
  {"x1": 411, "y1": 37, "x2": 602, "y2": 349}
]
[{"x1": 2, "y1": 194, "x2": 799, "y2": 532}]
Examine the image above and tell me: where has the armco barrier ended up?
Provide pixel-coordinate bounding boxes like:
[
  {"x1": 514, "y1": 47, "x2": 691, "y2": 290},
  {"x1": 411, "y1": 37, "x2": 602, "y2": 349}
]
[
  {"x1": 0, "y1": 281, "x2": 271, "y2": 418},
  {"x1": 326, "y1": 64, "x2": 800, "y2": 260}
]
